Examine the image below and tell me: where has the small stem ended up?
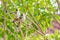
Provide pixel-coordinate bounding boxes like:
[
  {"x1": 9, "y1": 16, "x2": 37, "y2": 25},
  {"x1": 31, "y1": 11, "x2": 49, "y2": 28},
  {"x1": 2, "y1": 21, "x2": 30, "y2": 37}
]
[
  {"x1": 1, "y1": 0, "x2": 6, "y2": 40},
  {"x1": 27, "y1": 15, "x2": 45, "y2": 35}
]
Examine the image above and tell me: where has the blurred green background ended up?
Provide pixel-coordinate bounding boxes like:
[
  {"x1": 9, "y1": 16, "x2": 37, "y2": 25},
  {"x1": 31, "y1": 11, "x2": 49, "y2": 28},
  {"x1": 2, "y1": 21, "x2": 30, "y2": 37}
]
[{"x1": 0, "y1": 0, "x2": 60, "y2": 40}]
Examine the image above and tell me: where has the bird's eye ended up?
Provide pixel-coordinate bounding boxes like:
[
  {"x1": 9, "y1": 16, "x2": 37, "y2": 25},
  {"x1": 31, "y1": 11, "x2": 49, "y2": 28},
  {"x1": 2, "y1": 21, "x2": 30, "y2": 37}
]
[{"x1": 21, "y1": 14, "x2": 23, "y2": 16}]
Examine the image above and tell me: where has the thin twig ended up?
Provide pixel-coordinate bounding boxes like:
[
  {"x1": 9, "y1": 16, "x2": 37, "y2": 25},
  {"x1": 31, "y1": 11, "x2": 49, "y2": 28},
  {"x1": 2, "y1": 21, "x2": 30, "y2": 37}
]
[
  {"x1": 26, "y1": 15, "x2": 45, "y2": 36},
  {"x1": 1, "y1": 0, "x2": 6, "y2": 40}
]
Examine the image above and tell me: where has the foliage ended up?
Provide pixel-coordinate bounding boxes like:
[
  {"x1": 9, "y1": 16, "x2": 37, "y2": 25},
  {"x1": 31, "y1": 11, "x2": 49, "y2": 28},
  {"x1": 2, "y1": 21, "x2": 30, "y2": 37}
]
[{"x1": 0, "y1": 0, "x2": 60, "y2": 40}]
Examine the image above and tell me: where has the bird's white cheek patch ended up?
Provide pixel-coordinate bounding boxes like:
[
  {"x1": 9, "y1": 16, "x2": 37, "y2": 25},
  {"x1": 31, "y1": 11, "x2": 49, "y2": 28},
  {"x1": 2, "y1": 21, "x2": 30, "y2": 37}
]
[{"x1": 16, "y1": 11, "x2": 20, "y2": 18}]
